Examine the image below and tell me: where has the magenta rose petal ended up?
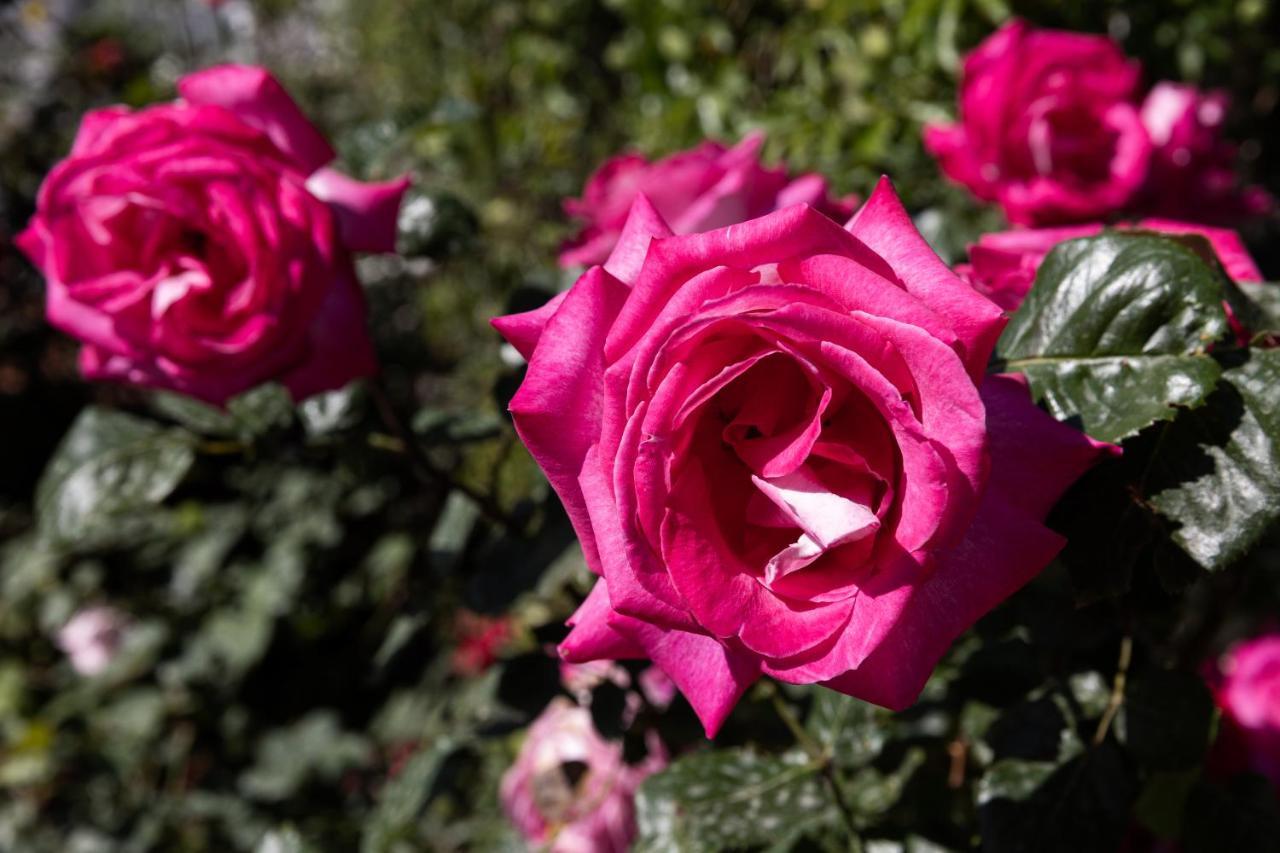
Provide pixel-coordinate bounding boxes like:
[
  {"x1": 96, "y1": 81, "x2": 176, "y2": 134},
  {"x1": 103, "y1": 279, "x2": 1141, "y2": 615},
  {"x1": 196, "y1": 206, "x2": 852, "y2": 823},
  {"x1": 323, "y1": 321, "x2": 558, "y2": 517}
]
[
  {"x1": 602, "y1": 194, "x2": 675, "y2": 284},
  {"x1": 981, "y1": 374, "x2": 1120, "y2": 517},
  {"x1": 177, "y1": 64, "x2": 335, "y2": 175},
  {"x1": 491, "y1": 291, "x2": 568, "y2": 361},
  {"x1": 813, "y1": 493, "x2": 1065, "y2": 709},
  {"x1": 509, "y1": 267, "x2": 630, "y2": 573},
  {"x1": 278, "y1": 265, "x2": 379, "y2": 400},
  {"x1": 306, "y1": 168, "x2": 410, "y2": 254},
  {"x1": 610, "y1": 616, "x2": 761, "y2": 738},
  {"x1": 560, "y1": 580, "x2": 648, "y2": 662},
  {"x1": 847, "y1": 178, "x2": 1006, "y2": 379}
]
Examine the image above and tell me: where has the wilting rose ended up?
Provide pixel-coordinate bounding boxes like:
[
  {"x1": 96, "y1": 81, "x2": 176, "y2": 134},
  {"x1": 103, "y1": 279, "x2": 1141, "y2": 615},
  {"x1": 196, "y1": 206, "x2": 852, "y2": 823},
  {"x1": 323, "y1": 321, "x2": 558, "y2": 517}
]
[
  {"x1": 501, "y1": 698, "x2": 666, "y2": 852},
  {"x1": 560, "y1": 131, "x2": 857, "y2": 268},
  {"x1": 494, "y1": 179, "x2": 1114, "y2": 735},
  {"x1": 57, "y1": 606, "x2": 127, "y2": 676},
  {"x1": 16, "y1": 64, "x2": 409, "y2": 405},
  {"x1": 960, "y1": 220, "x2": 1262, "y2": 311},
  {"x1": 1136, "y1": 83, "x2": 1273, "y2": 225},
  {"x1": 924, "y1": 19, "x2": 1151, "y2": 226},
  {"x1": 1210, "y1": 633, "x2": 1280, "y2": 790}
]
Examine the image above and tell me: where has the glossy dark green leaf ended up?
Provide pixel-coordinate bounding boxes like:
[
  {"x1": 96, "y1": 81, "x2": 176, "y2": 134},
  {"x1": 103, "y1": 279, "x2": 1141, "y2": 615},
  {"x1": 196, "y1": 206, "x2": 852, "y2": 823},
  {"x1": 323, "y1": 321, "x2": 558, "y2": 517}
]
[
  {"x1": 634, "y1": 748, "x2": 838, "y2": 852},
  {"x1": 996, "y1": 233, "x2": 1230, "y2": 443},
  {"x1": 1146, "y1": 349, "x2": 1280, "y2": 569},
  {"x1": 36, "y1": 408, "x2": 196, "y2": 549}
]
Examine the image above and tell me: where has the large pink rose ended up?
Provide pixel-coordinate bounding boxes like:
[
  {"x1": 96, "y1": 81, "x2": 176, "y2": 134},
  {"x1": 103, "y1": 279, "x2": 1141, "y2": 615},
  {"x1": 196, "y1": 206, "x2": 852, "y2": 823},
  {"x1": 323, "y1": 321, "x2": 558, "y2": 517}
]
[
  {"x1": 1210, "y1": 634, "x2": 1280, "y2": 790},
  {"x1": 494, "y1": 179, "x2": 1115, "y2": 736},
  {"x1": 16, "y1": 65, "x2": 409, "y2": 404},
  {"x1": 560, "y1": 131, "x2": 857, "y2": 268},
  {"x1": 960, "y1": 220, "x2": 1263, "y2": 311},
  {"x1": 500, "y1": 698, "x2": 666, "y2": 852},
  {"x1": 924, "y1": 19, "x2": 1151, "y2": 226},
  {"x1": 1136, "y1": 83, "x2": 1274, "y2": 225}
]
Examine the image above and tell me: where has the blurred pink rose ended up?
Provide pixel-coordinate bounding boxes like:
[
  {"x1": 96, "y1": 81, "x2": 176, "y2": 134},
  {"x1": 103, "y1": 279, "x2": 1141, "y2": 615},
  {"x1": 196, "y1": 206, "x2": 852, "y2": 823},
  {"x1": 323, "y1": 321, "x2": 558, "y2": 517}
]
[
  {"x1": 960, "y1": 220, "x2": 1262, "y2": 311},
  {"x1": 924, "y1": 19, "x2": 1151, "y2": 226},
  {"x1": 495, "y1": 178, "x2": 1114, "y2": 736},
  {"x1": 638, "y1": 666, "x2": 676, "y2": 711},
  {"x1": 501, "y1": 698, "x2": 666, "y2": 852},
  {"x1": 1210, "y1": 633, "x2": 1280, "y2": 789},
  {"x1": 16, "y1": 64, "x2": 409, "y2": 405},
  {"x1": 560, "y1": 131, "x2": 857, "y2": 268},
  {"x1": 1136, "y1": 83, "x2": 1273, "y2": 225},
  {"x1": 57, "y1": 606, "x2": 126, "y2": 676},
  {"x1": 559, "y1": 659, "x2": 630, "y2": 704},
  {"x1": 452, "y1": 610, "x2": 513, "y2": 676}
]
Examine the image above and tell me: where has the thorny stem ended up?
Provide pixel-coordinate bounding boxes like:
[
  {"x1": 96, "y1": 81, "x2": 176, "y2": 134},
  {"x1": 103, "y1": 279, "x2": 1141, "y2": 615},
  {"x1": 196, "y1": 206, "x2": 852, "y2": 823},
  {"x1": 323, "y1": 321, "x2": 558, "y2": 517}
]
[
  {"x1": 367, "y1": 379, "x2": 521, "y2": 531},
  {"x1": 1093, "y1": 634, "x2": 1133, "y2": 746}
]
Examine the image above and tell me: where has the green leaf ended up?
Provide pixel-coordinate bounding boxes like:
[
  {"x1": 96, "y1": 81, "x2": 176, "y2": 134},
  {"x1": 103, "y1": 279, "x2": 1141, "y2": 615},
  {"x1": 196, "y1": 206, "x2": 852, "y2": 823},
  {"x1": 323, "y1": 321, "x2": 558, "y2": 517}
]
[
  {"x1": 1119, "y1": 669, "x2": 1214, "y2": 771},
  {"x1": 1146, "y1": 349, "x2": 1280, "y2": 570},
  {"x1": 36, "y1": 408, "x2": 196, "y2": 549},
  {"x1": 805, "y1": 689, "x2": 888, "y2": 768},
  {"x1": 1229, "y1": 281, "x2": 1280, "y2": 344},
  {"x1": 361, "y1": 738, "x2": 459, "y2": 853},
  {"x1": 635, "y1": 748, "x2": 838, "y2": 852},
  {"x1": 239, "y1": 712, "x2": 371, "y2": 802},
  {"x1": 226, "y1": 384, "x2": 295, "y2": 438},
  {"x1": 995, "y1": 233, "x2": 1230, "y2": 443}
]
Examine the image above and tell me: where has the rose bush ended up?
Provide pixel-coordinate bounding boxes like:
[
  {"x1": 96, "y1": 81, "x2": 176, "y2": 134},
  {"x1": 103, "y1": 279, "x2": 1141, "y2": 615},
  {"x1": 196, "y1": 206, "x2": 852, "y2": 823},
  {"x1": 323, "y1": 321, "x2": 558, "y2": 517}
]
[
  {"x1": 559, "y1": 131, "x2": 856, "y2": 268},
  {"x1": 16, "y1": 64, "x2": 408, "y2": 405},
  {"x1": 500, "y1": 698, "x2": 666, "y2": 852},
  {"x1": 923, "y1": 19, "x2": 1150, "y2": 226},
  {"x1": 960, "y1": 220, "x2": 1262, "y2": 310},
  {"x1": 495, "y1": 179, "x2": 1115, "y2": 735}
]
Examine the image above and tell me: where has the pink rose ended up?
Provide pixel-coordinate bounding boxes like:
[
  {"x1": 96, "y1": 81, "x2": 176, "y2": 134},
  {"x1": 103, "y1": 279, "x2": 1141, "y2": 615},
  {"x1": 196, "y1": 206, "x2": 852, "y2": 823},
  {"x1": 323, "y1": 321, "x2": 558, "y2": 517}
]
[
  {"x1": 1210, "y1": 634, "x2": 1280, "y2": 790},
  {"x1": 57, "y1": 606, "x2": 127, "y2": 676},
  {"x1": 1136, "y1": 83, "x2": 1274, "y2": 225},
  {"x1": 16, "y1": 65, "x2": 409, "y2": 405},
  {"x1": 560, "y1": 131, "x2": 857, "y2": 268},
  {"x1": 960, "y1": 220, "x2": 1263, "y2": 311},
  {"x1": 924, "y1": 19, "x2": 1151, "y2": 226},
  {"x1": 500, "y1": 698, "x2": 666, "y2": 852},
  {"x1": 494, "y1": 179, "x2": 1115, "y2": 736}
]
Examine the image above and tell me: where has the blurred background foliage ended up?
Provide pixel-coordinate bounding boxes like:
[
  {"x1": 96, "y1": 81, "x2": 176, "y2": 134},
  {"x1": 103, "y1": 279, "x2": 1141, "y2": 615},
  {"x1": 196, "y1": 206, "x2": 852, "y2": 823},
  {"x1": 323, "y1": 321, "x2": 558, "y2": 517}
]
[{"x1": 1, "y1": 0, "x2": 1278, "y2": 850}]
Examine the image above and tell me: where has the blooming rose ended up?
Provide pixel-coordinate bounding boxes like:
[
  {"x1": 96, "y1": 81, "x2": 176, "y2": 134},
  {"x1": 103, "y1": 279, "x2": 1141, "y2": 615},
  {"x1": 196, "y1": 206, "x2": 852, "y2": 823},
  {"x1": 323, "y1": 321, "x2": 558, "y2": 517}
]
[
  {"x1": 451, "y1": 610, "x2": 513, "y2": 676},
  {"x1": 924, "y1": 19, "x2": 1151, "y2": 226},
  {"x1": 495, "y1": 179, "x2": 1114, "y2": 735},
  {"x1": 960, "y1": 220, "x2": 1263, "y2": 311},
  {"x1": 57, "y1": 606, "x2": 127, "y2": 676},
  {"x1": 501, "y1": 698, "x2": 666, "y2": 852},
  {"x1": 560, "y1": 131, "x2": 857, "y2": 268},
  {"x1": 16, "y1": 64, "x2": 409, "y2": 405},
  {"x1": 1136, "y1": 83, "x2": 1273, "y2": 225},
  {"x1": 1210, "y1": 633, "x2": 1280, "y2": 790}
]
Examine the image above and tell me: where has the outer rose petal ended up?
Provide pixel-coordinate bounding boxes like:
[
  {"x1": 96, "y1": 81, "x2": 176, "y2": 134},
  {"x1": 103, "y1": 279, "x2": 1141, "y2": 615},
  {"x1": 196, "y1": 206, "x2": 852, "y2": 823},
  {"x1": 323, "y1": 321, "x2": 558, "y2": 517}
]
[
  {"x1": 492, "y1": 292, "x2": 568, "y2": 361},
  {"x1": 980, "y1": 374, "x2": 1119, "y2": 517},
  {"x1": 847, "y1": 178, "x2": 1006, "y2": 379},
  {"x1": 278, "y1": 264, "x2": 379, "y2": 400},
  {"x1": 560, "y1": 580, "x2": 648, "y2": 662},
  {"x1": 178, "y1": 64, "x2": 335, "y2": 174},
  {"x1": 507, "y1": 268, "x2": 631, "y2": 577},
  {"x1": 813, "y1": 491, "x2": 1064, "y2": 708},
  {"x1": 603, "y1": 194, "x2": 675, "y2": 286},
  {"x1": 306, "y1": 168, "x2": 410, "y2": 254},
  {"x1": 608, "y1": 614, "x2": 761, "y2": 738}
]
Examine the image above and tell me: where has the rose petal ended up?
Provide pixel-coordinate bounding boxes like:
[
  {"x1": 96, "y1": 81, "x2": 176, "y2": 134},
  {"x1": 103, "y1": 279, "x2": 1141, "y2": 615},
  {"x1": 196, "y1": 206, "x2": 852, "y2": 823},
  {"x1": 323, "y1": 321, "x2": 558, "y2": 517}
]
[{"x1": 306, "y1": 167, "x2": 410, "y2": 254}]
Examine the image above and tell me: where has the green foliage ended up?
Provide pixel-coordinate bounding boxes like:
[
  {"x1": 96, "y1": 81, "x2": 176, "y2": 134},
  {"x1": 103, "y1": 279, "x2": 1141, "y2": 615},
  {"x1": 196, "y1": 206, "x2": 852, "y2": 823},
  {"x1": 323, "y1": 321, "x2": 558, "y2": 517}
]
[{"x1": 995, "y1": 233, "x2": 1230, "y2": 443}]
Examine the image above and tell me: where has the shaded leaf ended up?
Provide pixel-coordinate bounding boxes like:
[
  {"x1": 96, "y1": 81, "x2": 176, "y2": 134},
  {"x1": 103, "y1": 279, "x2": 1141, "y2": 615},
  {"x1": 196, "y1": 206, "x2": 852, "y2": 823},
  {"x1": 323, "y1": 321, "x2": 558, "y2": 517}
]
[
  {"x1": 36, "y1": 408, "x2": 195, "y2": 549},
  {"x1": 1147, "y1": 349, "x2": 1280, "y2": 569},
  {"x1": 635, "y1": 748, "x2": 838, "y2": 852}
]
